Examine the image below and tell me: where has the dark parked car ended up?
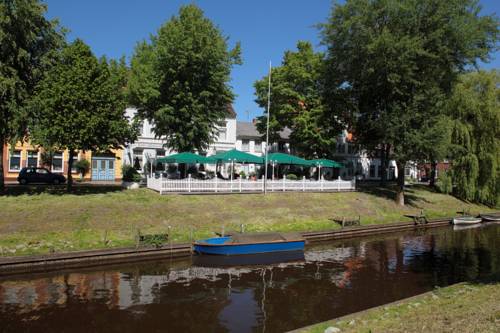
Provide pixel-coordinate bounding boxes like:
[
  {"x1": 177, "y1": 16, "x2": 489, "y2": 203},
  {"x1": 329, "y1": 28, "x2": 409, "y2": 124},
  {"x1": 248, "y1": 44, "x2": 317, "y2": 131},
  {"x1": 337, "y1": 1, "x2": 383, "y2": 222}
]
[{"x1": 17, "y1": 167, "x2": 66, "y2": 185}]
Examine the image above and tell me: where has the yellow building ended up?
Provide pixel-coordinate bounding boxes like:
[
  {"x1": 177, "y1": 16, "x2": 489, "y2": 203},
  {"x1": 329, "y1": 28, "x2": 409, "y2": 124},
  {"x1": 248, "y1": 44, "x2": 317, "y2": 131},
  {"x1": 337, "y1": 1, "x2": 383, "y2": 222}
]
[{"x1": 2, "y1": 142, "x2": 124, "y2": 182}]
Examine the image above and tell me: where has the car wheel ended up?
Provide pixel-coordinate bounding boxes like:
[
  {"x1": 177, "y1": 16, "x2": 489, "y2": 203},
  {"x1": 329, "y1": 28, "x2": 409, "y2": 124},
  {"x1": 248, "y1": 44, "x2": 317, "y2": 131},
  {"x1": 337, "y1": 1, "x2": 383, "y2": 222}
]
[
  {"x1": 53, "y1": 179, "x2": 60, "y2": 185},
  {"x1": 19, "y1": 179, "x2": 27, "y2": 185}
]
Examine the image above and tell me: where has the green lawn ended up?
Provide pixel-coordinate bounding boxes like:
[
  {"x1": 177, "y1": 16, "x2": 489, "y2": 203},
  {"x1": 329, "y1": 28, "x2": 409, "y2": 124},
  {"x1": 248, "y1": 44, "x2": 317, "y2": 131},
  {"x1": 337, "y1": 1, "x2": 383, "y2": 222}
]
[
  {"x1": 0, "y1": 184, "x2": 496, "y2": 256},
  {"x1": 296, "y1": 282, "x2": 500, "y2": 333}
]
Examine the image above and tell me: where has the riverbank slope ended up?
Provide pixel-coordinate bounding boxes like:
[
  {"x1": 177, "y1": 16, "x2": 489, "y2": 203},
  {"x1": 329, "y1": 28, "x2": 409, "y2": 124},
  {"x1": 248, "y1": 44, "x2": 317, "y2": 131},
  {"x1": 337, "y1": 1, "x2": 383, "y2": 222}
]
[
  {"x1": 0, "y1": 184, "x2": 497, "y2": 256},
  {"x1": 295, "y1": 282, "x2": 500, "y2": 333}
]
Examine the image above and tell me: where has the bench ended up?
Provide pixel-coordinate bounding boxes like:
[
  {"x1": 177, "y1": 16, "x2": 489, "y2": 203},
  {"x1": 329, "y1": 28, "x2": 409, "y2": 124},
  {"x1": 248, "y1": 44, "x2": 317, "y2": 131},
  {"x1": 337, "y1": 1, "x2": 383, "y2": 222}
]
[
  {"x1": 405, "y1": 211, "x2": 429, "y2": 225},
  {"x1": 331, "y1": 216, "x2": 361, "y2": 228}
]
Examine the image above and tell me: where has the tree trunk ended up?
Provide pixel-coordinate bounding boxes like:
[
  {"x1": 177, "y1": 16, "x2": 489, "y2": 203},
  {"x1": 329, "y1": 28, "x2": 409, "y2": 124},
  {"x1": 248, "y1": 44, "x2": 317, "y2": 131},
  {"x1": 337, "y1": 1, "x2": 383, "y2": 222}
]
[
  {"x1": 429, "y1": 160, "x2": 437, "y2": 187},
  {"x1": 0, "y1": 143, "x2": 4, "y2": 192},
  {"x1": 380, "y1": 144, "x2": 388, "y2": 186},
  {"x1": 396, "y1": 160, "x2": 405, "y2": 206},
  {"x1": 67, "y1": 149, "x2": 74, "y2": 191}
]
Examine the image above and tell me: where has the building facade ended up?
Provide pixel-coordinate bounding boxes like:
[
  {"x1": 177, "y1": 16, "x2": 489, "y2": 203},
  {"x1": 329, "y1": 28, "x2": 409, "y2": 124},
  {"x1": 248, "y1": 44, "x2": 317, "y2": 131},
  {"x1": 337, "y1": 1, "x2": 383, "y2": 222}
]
[{"x1": 2, "y1": 142, "x2": 124, "y2": 182}]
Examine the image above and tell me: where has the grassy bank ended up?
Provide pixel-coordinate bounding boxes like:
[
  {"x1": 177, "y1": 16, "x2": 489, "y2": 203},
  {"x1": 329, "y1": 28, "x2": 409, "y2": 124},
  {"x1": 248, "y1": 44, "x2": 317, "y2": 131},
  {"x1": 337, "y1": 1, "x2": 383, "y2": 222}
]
[
  {"x1": 0, "y1": 184, "x2": 496, "y2": 256},
  {"x1": 296, "y1": 282, "x2": 500, "y2": 333}
]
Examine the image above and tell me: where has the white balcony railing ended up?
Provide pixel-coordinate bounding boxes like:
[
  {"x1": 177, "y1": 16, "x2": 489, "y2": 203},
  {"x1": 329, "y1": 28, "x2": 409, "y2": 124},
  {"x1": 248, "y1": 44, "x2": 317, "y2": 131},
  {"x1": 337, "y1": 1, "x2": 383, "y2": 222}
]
[{"x1": 147, "y1": 175, "x2": 356, "y2": 194}]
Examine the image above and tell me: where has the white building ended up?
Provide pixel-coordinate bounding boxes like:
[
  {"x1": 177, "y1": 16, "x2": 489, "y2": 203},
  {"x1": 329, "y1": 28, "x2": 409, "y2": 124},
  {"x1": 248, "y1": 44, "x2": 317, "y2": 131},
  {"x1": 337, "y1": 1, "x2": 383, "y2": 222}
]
[{"x1": 124, "y1": 107, "x2": 416, "y2": 181}]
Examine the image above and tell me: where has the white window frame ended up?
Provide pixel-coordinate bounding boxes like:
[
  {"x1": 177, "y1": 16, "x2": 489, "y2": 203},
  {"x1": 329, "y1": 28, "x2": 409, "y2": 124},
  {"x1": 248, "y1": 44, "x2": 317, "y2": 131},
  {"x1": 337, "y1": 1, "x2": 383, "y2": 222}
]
[
  {"x1": 218, "y1": 128, "x2": 227, "y2": 142},
  {"x1": 8, "y1": 150, "x2": 22, "y2": 172},
  {"x1": 26, "y1": 150, "x2": 40, "y2": 168},
  {"x1": 51, "y1": 152, "x2": 64, "y2": 173},
  {"x1": 241, "y1": 139, "x2": 250, "y2": 152}
]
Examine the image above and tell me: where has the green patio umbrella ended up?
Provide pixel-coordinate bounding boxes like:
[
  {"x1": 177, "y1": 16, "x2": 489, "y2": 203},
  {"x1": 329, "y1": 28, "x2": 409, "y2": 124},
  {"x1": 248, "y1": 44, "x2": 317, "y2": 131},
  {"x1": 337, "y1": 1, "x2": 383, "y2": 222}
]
[
  {"x1": 310, "y1": 158, "x2": 344, "y2": 180},
  {"x1": 310, "y1": 159, "x2": 343, "y2": 168},
  {"x1": 156, "y1": 152, "x2": 215, "y2": 164},
  {"x1": 209, "y1": 149, "x2": 264, "y2": 164},
  {"x1": 267, "y1": 153, "x2": 313, "y2": 166},
  {"x1": 265, "y1": 153, "x2": 313, "y2": 180},
  {"x1": 209, "y1": 149, "x2": 264, "y2": 181}
]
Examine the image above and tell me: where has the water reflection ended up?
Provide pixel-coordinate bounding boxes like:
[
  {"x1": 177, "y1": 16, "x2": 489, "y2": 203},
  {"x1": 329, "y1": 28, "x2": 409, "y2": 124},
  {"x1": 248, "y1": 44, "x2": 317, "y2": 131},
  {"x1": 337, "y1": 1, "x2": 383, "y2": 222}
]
[{"x1": 0, "y1": 224, "x2": 498, "y2": 332}]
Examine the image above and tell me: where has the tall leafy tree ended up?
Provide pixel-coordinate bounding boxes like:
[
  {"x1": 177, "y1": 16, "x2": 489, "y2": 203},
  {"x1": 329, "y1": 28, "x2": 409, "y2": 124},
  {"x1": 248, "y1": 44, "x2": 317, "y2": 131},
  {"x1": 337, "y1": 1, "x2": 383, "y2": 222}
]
[
  {"x1": 321, "y1": 0, "x2": 499, "y2": 205},
  {"x1": 254, "y1": 41, "x2": 342, "y2": 158},
  {"x1": 447, "y1": 70, "x2": 499, "y2": 206},
  {"x1": 128, "y1": 4, "x2": 241, "y2": 153},
  {"x1": 30, "y1": 40, "x2": 137, "y2": 190},
  {"x1": 0, "y1": 0, "x2": 64, "y2": 191}
]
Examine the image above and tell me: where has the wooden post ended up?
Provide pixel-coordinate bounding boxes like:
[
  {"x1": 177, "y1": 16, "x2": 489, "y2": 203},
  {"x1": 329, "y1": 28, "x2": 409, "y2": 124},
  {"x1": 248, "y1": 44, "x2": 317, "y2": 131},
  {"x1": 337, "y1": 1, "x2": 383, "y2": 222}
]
[
  {"x1": 302, "y1": 176, "x2": 305, "y2": 192},
  {"x1": 283, "y1": 176, "x2": 286, "y2": 192},
  {"x1": 239, "y1": 176, "x2": 242, "y2": 192},
  {"x1": 188, "y1": 174, "x2": 192, "y2": 193},
  {"x1": 160, "y1": 173, "x2": 163, "y2": 195},
  {"x1": 215, "y1": 175, "x2": 218, "y2": 193}
]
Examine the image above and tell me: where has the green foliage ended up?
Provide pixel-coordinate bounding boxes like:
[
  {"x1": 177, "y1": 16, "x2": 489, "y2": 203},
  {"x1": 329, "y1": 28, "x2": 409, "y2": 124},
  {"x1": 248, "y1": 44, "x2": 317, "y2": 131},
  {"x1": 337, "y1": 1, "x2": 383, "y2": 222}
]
[
  {"x1": 436, "y1": 171, "x2": 453, "y2": 195},
  {"x1": 447, "y1": 70, "x2": 500, "y2": 206},
  {"x1": 128, "y1": 4, "x2": 241, "y2": 152},
  {"x1": 239, "y1": 170, "x2": 246, "y2": 179},
  {"x1": 74, "y1": 159, "x2": 90, "y2": 176},
  {"x1": 30, "y1": 40, "x2": 138, "y2": 188},
  {"x1": 122, "y1": 165, "x2": 142, "y2": 182},
  {"x1": 286, "y1": 174, "x2": 298, "y2": 180},
  {"x1": 320, "y1": 0, "x2": 499, "y2": 204},
  {"x1": 254, "y1": 41, "x2": 340, "y2": 158},
  {"x1": 0, "y1": 0, "x2": 64, "y2": 190}
]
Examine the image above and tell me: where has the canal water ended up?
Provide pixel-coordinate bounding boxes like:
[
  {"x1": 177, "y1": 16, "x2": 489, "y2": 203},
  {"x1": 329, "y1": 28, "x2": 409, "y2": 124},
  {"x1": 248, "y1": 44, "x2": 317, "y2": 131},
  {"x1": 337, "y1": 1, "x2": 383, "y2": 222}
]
[{"x1": 0, "y1": 224, "x2": 499, "y2": 332}]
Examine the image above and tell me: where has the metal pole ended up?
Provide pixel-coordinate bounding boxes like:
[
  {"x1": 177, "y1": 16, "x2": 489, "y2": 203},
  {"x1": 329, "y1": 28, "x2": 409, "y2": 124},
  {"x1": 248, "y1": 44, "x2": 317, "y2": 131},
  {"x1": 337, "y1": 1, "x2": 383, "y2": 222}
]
[{"x1": 263, "y1": 61, "x2": 272, "y2": 195}]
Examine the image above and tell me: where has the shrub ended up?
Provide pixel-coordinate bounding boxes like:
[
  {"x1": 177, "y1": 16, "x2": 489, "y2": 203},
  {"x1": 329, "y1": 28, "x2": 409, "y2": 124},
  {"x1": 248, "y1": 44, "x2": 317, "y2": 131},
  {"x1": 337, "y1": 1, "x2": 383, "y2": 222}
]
[
  {"x1": 286, "y1": 174, "x2": 298, "y2": 180},
  {"x1": 122, "y1": 164, "x2": 142, "y2": 182},
  {"x1": 239, "y1": 171, "x2": 246, "y2": 179},
  {"x1": 436, "y1": 171, "x2": 453, "y2": 194},
  {"x1": 74, "y1": 159, "x2": 90, "y2": 176}
]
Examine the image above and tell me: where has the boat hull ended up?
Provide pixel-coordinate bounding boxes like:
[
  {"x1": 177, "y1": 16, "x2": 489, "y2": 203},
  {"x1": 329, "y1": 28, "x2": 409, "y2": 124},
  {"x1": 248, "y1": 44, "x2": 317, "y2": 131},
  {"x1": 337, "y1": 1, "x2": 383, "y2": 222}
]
[
  {"x1": 481, "y1": 214, "x2": 500, "y2": 222},
  {"x1": 194, "y1": 237, "x2": 305, "y2": 256},
  {"x1": 452, "y1": 217, "x2": 482, "y2": 225}
]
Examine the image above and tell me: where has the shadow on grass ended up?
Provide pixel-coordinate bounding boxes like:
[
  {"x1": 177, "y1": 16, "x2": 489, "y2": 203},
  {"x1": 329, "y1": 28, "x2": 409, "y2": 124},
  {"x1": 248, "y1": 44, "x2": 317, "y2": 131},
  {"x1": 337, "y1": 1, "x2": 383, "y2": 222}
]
[
  {"x1": 1, "y1": 183, "x2": 125, "y2": 196},
  {"x1": 357, "y1": 183, "x2": 432, "y2": 208}
]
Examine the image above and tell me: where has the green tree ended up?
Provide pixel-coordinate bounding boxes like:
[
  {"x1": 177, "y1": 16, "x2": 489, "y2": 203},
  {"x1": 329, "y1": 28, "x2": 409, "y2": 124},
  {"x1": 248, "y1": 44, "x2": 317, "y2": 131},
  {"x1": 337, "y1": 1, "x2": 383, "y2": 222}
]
[
  {"x1": 447, "y1": 70, "x2": 499, "y2": 206},
  {"x1": 254, "y1": 41, "x2": 341, "y2": 158},
  {"x1": 321, "y1": 0, "x2": 499, "y2": 205},
  {"x1": 30, "y1": 40, "x2": 137, "y2": 190},
  {"x1": 0, "y1": 0, "x2": 64, "y2": 191},
  {"x1": 128, "y1": 4, "x2": 241, "y2": 153}
]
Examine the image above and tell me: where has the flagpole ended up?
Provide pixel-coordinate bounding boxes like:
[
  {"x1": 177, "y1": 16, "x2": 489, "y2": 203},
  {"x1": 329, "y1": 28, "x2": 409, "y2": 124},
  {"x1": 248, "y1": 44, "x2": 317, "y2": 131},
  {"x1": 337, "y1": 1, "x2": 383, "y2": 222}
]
[{"x1": 264, "y1": 61, "x2": 272, "y2": 195}]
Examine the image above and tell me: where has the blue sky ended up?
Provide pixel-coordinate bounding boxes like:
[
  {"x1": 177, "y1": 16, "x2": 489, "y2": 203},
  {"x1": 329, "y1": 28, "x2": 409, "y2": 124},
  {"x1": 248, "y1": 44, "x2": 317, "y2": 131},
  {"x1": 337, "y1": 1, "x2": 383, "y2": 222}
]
[{"x1": 45, "y1": 0, "x2": 499, "y2": 121}]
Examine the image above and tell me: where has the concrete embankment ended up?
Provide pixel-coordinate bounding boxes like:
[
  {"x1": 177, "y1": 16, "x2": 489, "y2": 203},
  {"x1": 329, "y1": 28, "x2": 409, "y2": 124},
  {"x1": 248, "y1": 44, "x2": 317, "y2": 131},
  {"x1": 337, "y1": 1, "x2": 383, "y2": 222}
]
[{"x1": 0, "y1": 217, "x2": 460, "y2": 276}]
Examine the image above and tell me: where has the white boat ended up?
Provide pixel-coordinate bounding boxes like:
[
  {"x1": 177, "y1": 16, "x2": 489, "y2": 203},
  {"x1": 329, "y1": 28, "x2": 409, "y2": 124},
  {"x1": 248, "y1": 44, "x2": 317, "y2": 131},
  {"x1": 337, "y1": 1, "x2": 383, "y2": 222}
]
[
  {"x1": 452, "y1": 216, "x2": 482, "y2": 225},
  {"x1": 480, "y1": 214, "x2": 500, "y2": 222}
]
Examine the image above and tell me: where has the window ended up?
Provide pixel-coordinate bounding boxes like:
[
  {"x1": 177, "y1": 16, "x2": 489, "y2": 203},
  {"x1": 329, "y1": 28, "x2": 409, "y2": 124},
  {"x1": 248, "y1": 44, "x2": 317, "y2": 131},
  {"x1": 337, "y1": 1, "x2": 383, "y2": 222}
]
[
  {"x1": 405, "y1": 167, "x2": 411, "y2": 177},
  {"x1": 52, "y1": 152, "x2": 63, "y2": 172},
  {"x1": 27, "y1": 151, "x2": 39, "y2": 168},
  {"x1": 241, "y1": 139, "x2": 249, "y2": 151},
  {"x1": 336, "y1": 143, "x2": 346, "y2": 154},
  {"x1": 133, "y1": 149, "x2": 143, "y2": 170},
  {"x1": 218, "y1": 128, "x2": 227, "y2": 141},
  {"x1": 71, "y1": 153, "x2": 79, "y2": 173},
  {"x1": 369, "y1": 165, "x2": 376, "y2": 178},
  {"x1": 37, "y1": 168, "x2": 49, "y2": 174},
  {"x1": 254, "y1": 140, "x2": 262, "y2": 153},
  {"x1": 9, "y1": 150, "x2": 21, "y2": 171}
]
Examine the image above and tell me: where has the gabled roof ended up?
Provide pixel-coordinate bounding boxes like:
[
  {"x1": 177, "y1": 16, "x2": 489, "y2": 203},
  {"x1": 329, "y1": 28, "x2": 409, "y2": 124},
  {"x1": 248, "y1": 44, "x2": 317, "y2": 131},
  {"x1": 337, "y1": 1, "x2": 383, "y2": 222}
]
[
  {"x1": 226, "y1": 104, "x2": 237, "y2": 118},
  {"x1": 236, "y1": 121, "x2": 291, "y2": 140}
]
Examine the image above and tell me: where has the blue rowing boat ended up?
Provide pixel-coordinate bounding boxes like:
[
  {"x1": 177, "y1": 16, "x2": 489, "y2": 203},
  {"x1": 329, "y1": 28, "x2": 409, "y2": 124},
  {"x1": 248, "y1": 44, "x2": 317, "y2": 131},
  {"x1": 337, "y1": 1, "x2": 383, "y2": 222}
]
[{"x1": 193, "y1": 232, "x2": 305, "y2": 256}]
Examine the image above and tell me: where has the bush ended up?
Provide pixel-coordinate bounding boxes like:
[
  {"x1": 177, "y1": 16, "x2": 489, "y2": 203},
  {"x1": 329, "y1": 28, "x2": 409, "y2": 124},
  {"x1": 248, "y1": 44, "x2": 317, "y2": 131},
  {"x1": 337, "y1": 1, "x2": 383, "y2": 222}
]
[
  {"x1": 122, "y1": 164, "x2": 142, "y2": 182},
  {"x1": 74, "y1": 159, "x2": 90, "y2": 176},
  {"x1": 286, "y1": 174, "x2": 298, "y2": 180},
  {"x1": 239, "y1": 171, "x2": 246, "y2": 179},
  {"x1": 436, "y1": 171, "x2": 453, "y2": 194}
]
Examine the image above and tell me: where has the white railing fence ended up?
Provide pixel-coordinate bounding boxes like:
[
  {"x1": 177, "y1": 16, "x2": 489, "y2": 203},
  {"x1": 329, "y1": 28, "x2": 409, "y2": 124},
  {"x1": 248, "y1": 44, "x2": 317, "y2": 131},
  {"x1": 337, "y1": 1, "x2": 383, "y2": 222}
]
[{"x1": 147, "y1": 175, "x2": 356, "y2": 194}]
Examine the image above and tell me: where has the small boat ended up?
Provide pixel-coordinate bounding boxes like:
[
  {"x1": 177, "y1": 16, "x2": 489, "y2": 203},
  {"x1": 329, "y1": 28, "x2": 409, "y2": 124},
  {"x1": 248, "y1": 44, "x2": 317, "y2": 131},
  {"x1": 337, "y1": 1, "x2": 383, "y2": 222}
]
[
  {"x1": 452, "y1": 216, "x2": 482, "y2": 225},
  {"x1": 480, "y1": 214, "x2": 500, "y2": 222},
  {"x1": 194, "y1": 232, "x2": 305, "y2": 256}
]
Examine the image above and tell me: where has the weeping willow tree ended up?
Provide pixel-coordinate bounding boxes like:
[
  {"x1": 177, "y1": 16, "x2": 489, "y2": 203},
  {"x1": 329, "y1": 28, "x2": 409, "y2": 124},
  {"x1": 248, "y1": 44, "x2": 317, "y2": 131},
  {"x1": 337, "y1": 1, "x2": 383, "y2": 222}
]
[{"x1": 448, "y1": 70, "x2": 499, "y2": 206}]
